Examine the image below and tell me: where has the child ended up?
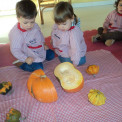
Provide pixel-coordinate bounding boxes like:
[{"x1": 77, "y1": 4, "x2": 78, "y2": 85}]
[
  {"x1": 92, "y1": 0, "x2": 122, "y2": 46},
  {"x1": 51, "y1": 2, "x2": 87, "y2": 66},
  {"x1": 9, "y1": 0, "x2": 55, "y2": 72}
]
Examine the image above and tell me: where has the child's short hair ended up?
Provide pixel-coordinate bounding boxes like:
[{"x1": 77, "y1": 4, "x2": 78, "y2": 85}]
[
  {"x1": 114, "y1": 0, "x2": 121, "y2": 10},
  {"x1": 16, "y1": 0, "x2": 37, "y2": 19},
  {"x1": 54, "y1": 1, "x2": 77, "y2": 24}
]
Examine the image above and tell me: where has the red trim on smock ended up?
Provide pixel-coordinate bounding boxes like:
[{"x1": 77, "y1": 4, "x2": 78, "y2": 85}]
[
  {"x1": 54, "y1": 48, "x2": 63, "y2": 52},
  {"x1": 28, "y1": 45, "x2": 42, "y2": 49},
  {"x1": 109, "y1": 24, "x2": 118, "y2": 29}
]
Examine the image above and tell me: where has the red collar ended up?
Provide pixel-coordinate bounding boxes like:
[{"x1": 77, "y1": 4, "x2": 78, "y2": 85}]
[
  {"x1": 17, "y1": 23, "x2": 27, "y2": 32},
  {"x1": 68, "y1": 26, "x2": 75, "y2": 31},
  {"x1": 117, "y1": 12, "x2": 122, "y2": 16}
]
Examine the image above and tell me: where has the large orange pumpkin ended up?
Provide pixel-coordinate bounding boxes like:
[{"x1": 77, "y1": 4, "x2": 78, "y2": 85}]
[
  {"x1": 27, "y1": 69, "x2": 58, "y2": 103},
  {"x1": 54, "y1": 62, "x2": 84, "y2": 92}
]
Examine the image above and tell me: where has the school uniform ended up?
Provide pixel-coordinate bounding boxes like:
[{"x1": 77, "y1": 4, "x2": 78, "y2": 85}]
[
  {"x1": 51, "y1": 19, "x2": 87, "y2": 66},
  {"x1": 9, "y1": 23, "x2": 54, "y2": 72}
]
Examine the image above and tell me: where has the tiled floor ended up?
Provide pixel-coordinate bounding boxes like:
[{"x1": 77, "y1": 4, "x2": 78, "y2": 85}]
[{"x1": 0, "y1": 4, "x2": 114, "y2": 43}]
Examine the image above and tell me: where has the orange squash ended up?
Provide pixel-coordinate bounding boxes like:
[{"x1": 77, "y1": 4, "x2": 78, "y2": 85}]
[
  {"x1": 27, "y1": 69, "x2": 58, "y2": 103},
  {"x1": 54, "y1": 62, "x2": 84, "y2": 92},
  {"x1": 86, "y1": 65, "x2": 99, "y2": 75}
]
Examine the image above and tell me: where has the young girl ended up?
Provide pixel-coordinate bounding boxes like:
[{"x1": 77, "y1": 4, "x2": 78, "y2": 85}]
[
  {"x1": 92, "y1": 0, "x2": 122, "y2": 46},
  {"x1": 9, "y1": 0, "x2": 55, "y2": 72},
  {"x1": 51, "y1": 2, "x2": 87, "y2": 66}
]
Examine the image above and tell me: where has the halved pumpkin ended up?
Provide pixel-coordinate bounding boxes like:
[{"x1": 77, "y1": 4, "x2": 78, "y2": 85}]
[{"x1": 54, "y1": 62, "x2": 84, "y2": 92}]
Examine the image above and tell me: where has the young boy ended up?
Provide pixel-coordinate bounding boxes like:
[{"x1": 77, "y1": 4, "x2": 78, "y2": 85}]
[{"x1": 9, "y1": 0, "x2": 55, "y2": 72}]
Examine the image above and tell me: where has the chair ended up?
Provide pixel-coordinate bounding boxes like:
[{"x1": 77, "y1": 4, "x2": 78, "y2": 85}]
[{"x1": 38, "y1": 0, "x2": 71, "y2": 24}]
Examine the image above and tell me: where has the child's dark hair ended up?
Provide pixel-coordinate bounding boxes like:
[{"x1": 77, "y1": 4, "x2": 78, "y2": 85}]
[
  {"x1": 16, "y1": 0, "x2": 37, "y2": 19},
  {"x1": 54, "y1": 2, "x2": 78, "y2": 24},
  {"x1": 114, "y1": 0, "x2": 121, "y2": 10}
]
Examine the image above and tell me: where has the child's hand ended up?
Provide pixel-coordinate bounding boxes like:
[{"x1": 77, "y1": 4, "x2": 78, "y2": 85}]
[
  {"x1": 44, "y1": 44, "x2": 49, "y2": 50},
  {"x1": 25, "y1": 57, "x2": 34, "y2": 65},
  {"x1": 44, "y1": 42, "x2": 49, "y2": 50},
  {"x1": 103, "y1": 28, "x2": 107, "y2": 33}
]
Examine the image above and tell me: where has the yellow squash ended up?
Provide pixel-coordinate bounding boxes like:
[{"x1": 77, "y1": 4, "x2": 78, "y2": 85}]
[
  {"x1": 54, "y1": 62, "x2": 84, "y2": 92},
  {"x1": 88, "y1": 89, "x2": 106, "y2": 106}
]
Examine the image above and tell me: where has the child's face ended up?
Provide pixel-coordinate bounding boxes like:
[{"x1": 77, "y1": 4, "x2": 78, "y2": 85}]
[
  {"x1": 117, "y1": 0, "x2": 122, "y2": 14},
  {"x1": 17, "y1": 16, "x2": 35, "y2": 30},
  {"x1": 57, "y1": 19, "x2": 73, "y2": 31}
]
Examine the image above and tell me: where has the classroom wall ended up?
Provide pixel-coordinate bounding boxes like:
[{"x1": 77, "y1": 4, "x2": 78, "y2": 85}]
[
  {"x1": 33, "y1": 0, "x2": 110, "y2": 3},
  {"x1": 67, "y1": 0, "x2": 107, "y2": 3},
  {"x1": 33, "y1": 0, "x2": 114, "y2": 8},
  {"x1": 33, "y1": 0, "x2": 109, "y2": 4}
]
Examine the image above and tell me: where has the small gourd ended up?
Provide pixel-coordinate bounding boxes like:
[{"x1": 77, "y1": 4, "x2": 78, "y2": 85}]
[
  {"x1": 88, "y1": 89, "x2": 106, "y2": 106},
  {"x1": 0, "y1": 81, "x2": 12, "y2": 95},
  {"x1": 5, "y1": 108, "x2": 21, "y2": 122},
  {"x1": 27, "y1": 69, "x2": 58, "y2": 103},
  {"x1": 86, "y1": 65, "x2": 99, "y2": 75},
  {"x1": 54, "y1": 62, "x2": 84, "y2": 92}
]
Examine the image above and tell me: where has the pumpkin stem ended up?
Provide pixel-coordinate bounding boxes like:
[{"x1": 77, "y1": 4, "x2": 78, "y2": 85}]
[
  {"x1": 93, "y1": 74, "x2": 96, "y2": 77},
  {"x1": 97, "y1": 91, "x2": 101, "y2": 94},
  {"x1": 41, "y1": 75, "x2": 46, "y2": 78}
]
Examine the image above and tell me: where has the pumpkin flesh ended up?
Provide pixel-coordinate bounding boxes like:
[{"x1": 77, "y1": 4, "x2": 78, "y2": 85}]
[{"x1": 54, "y1": 62, "x2": 84, "y2": 92}]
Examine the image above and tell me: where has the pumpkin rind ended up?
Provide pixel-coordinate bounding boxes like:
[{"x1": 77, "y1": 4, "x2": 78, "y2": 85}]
[
  {"x1": 27, "y1": 69, "x2": 58, "y2": 103},
  {"x1": 5, "y1": 108, "x2": 21, "y2": 122},
  {"x1": 86, "y1": 65, "x2": 99, "y2": 75},
  {"x1": 88, "y1": 89, "x2": 106, "y2": 106},
  {"x1": 54, "y1": 62, "x2": 84, "y2": 92}
]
